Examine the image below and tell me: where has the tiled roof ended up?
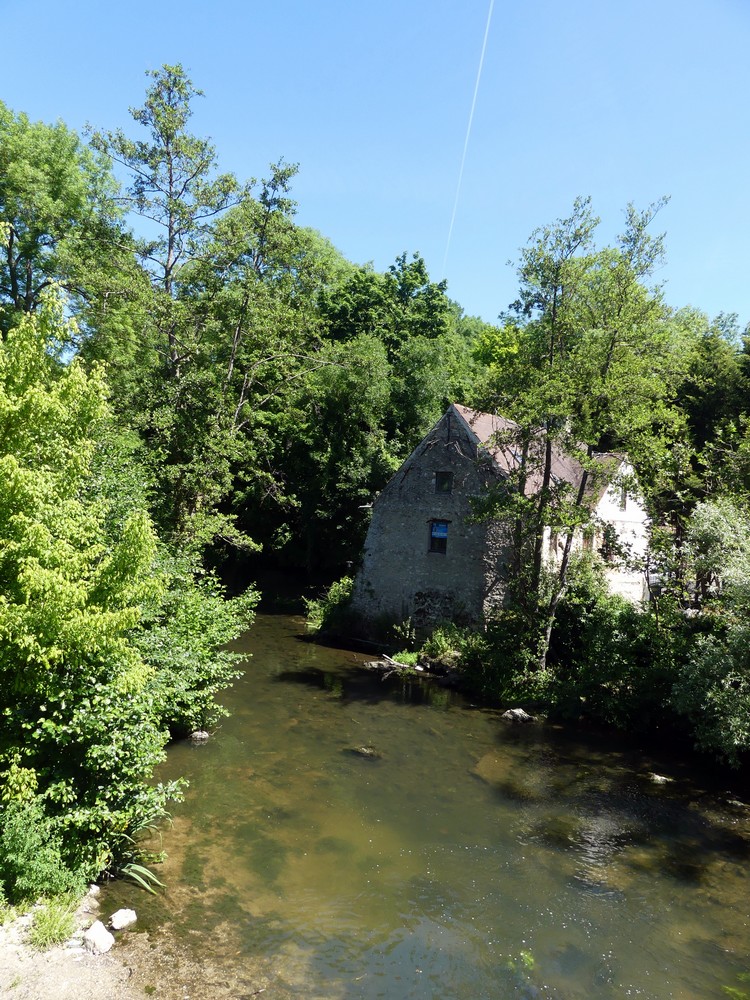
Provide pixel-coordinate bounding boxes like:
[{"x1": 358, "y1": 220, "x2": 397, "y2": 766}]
[{"x1": 451, "y1": 403, "x2": 619, "y2": 497}]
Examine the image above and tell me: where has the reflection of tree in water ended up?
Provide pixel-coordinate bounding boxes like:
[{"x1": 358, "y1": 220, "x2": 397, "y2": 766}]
[{"x1": 274, "y1": 664, "x2": 461, "y2": 708}]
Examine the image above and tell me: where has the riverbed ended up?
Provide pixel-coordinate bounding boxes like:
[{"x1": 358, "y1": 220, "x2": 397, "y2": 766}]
[{"x1": 105, "y1": 614, "x2": 750, "y2": 999}]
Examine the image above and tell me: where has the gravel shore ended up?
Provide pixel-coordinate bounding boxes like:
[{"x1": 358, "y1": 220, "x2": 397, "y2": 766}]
[
  {"x1": 0, "y1": 892, "x2": 277, "y2": 1000},
  {"x1": 0, "y1": 898, "x2": 142, "y2": 1000}
]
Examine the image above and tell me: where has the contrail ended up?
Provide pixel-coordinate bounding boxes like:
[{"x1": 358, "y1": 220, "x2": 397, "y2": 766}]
[{"x1": 442, "y1": 0, "x2": 495, "y2": 277}]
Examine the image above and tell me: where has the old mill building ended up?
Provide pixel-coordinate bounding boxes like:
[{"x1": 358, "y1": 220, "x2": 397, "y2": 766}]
[{"x1": 349, "y1": 403, "x2": 649, "y2": 634}]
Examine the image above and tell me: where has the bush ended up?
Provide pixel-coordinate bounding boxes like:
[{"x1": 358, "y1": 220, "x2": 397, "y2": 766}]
[
  {"x1": 304, "y1": 576, "x2": 354, "y2": 634},
  {"x1": 547, "y1": 572, "x2": 677, "y2": 731},
  {"x1": 672, "y1": 621, "x2": 750, "y2": 766},
  {"x1": 443, "y1": 555, "x2": 677, "y2": 722},
  {"x1": 0, "y1": 800, "x2": 85, "y2": 905},
  {"x1": 555, "y1": 604, "x2": 664, "y2": 726},
  {"x1": 137, "y1": 554, "x2": 258, "y2": 735},
  {"x1": 462, "y1": 611, "x2": 547, "y2": 704},
  {"x1": 390, "y1": 616, "x2": 418, "y2": 651},
  {"x1": 421, "y1": 622, "x2": 471, "y2": 662},
  {"x1": 0, "y1": 277, "x2": 258, "y2": 892},
  {"x1": 391, "y1": 650, "x2": 419, "y2": 666}
]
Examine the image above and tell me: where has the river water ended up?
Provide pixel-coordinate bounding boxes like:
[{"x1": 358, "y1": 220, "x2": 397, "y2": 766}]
[{"x1": 107, "y1": 614, "x2": 750, "y2": 999}]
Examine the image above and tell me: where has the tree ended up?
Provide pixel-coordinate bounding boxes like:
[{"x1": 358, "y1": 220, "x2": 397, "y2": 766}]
[
  {"x1": 86, "y1": 66, "x2": 329, "y2": 552},
  {"x1": 481, "y1": 198, "x2": 685, "y2": 668},
  {"x1": 276, "y1": 333, "x2": 396, "y2": 573},
  {"x1": 319, "y1": 251, "x2": 471, "y2": 448},
  {"x1": 669, "y1": 498, "x2": 750, "y2": 764},
  {"x1": 321, "y1": 251, "x2": 451, "y2": 352},
  {"x1": 90, "y1": 64, "x2": 243, "y2": 370},
  {"x1": 0, "y1": 293, "x2": 257, "y2": 890},
  {"x1": 0, "y1": 297, "x2": 173, "y2": 878},
  {"x1": 0, "y1": 101, "x2": 122, "y2": 337}
]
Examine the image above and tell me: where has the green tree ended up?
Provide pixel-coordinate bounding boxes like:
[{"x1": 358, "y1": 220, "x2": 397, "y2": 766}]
[
  {"x1": 319, "y1": 252, "x2": 472, "y2": 448},
  {"x1": 0, "y1": 293, "x2": 256, "y2": 888},
  {"x1": 278, "y1": 333, "x2": 396, "y2": 573},
  {"x1": 481, "y1": 197, "x2": 686, "y2": 668},
  {"x1": 90, "y1": 64, "x2": 241, "y2": 302},
  {"x1": 0, "y1": 101, "x2": 122, "y2": 337},
  {"x1": 670, "y1": 498, "x2": 750, "y2": 764},
  {"x1": 321, "y1": 252, "x2": 451, "y2": 353},
  {"x1": 0, "y1": 298, "x2": 174, "y2": 877},
  {"x1": 86, "y1": 66, "x2": 325, "y2": 552}
]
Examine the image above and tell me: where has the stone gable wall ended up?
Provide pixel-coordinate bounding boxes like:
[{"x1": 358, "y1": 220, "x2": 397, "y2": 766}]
[{"x1": 351, "y1": 410, "x2": 509, "y2": 633}]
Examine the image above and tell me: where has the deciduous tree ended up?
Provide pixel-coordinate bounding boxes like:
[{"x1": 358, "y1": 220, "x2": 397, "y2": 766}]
[
  {"x1": 0, "y1": 101, "x2": 122, "y2": 337},
  {"x1": 481, "y1": 198, "x2": 685, "y2": 668}
]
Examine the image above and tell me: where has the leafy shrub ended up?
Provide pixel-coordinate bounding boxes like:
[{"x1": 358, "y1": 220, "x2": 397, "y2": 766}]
[
  {"x1": 137, "y1": 553, "x2": 258, "y2": 735},
  {"x1": 0, "y1": 800, "x2": 85, "y2": 904},
  {"x1": 0, "y1": 305, "x2": 251, "y2": 887},
  {"x1": 390, "y1": 617, "x2": 417, "y2": 651},
  {"x1": 391, "y1": 650, "x2": 419, "y2": 666},
  {"x1": 458, "y1": 611, "x2": 547, "y2": 704},
  {"x1": 540, "y1": 555, "x2": 682, "y2": 731},
  {"x1": 672, "y1": 622, "x2": 750, "y2": 766},
  {"x1": 421, "y1": 623, "x2": 473, "y2": 663},
  {"x1": 304, "y1": 576, "x2": 354, "y2": 634}
]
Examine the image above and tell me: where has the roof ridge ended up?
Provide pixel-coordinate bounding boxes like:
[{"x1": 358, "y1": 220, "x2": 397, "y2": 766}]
[{"x1": 449, "y1": 403, "x2": 626, "y2": 497}]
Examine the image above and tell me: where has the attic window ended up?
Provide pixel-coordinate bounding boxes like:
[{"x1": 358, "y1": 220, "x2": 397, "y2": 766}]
[
  {"x1": 429, "y1": 520, "x2": 449, "y2": 554},
  {"x1": 435, "y1": 471, "x2": 453, "y2": 494}
]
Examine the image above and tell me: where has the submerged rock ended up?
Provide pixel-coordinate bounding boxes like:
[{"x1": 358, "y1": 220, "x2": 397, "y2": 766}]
[
  {"x1": 346, "y1": 745, "x2": 382, "y2": 759},
  {"x1": 472, "y1": 752, "x2": 512, "y2": 786},
  {"x1": 190, "y1": 730, "x2": 210, "y2": 742}
]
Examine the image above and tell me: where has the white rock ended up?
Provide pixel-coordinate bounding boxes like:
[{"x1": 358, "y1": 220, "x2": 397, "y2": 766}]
[
  {"x1": 190, "y1": 730, "x2": 210, "y2": 742},
  {"x1": 83, "y1": 920, "x2": 115, "y2": 954},
  {"x1": 109, "y1": 908, "x2": 138, "y2": 930},
  {"x1": 88, "y1": 883, "x2": 101, "y2": 896}
]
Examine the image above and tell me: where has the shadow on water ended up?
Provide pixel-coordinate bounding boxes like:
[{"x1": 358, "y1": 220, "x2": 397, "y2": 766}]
[
  {"x1": 273, "y1": 665, "x2": 456, "y2": 708},
  {"x1": 104, "y1": 614, "x2": 750, "y2": 1000}
]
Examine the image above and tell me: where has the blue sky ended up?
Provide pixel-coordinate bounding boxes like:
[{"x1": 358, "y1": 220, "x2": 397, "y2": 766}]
[{"x1": 3, "y1": 0, "x2": 749, "y2": 327}]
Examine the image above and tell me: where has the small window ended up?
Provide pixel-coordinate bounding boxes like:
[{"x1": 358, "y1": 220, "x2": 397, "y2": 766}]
[
  {"x1": 435, "y1": 471, "x2": 453, "y2": 494},
  {"x1": 429, "y1": 520, "x2": 449, "y2": 554}
]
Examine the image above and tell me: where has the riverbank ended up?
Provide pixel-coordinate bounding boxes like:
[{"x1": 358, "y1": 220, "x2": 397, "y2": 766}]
[
  {"x1": 0, "y1": 900, "x2": 141, "y2": 1000},
  {"x1": 0, "y1": 893, "x2": 278, "y2": 1000}
]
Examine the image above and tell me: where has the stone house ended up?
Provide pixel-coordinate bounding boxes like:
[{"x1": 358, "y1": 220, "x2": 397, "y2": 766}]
[{"x1": 349, "y1": 403, "x2": 649, "y2": 633}]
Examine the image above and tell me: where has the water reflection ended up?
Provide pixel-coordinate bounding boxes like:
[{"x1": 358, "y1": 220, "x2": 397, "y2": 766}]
[{"x1": 105, "y1": 615, "x2": 750, "y2": 1000}]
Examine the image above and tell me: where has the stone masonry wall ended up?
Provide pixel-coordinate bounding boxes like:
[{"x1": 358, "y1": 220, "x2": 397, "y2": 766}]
[{"x1": 351, "y1": 409, "x2": 507, "y2": 634}]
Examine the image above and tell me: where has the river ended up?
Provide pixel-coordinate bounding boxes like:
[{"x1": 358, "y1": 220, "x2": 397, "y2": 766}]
[{"x1": 105, "y1": 613, "x2": 750, "y2": 999}]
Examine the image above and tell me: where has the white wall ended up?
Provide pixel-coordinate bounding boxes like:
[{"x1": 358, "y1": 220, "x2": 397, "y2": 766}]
[
  {"x1": 594, "y1": 463, "x2": 649, "y2": 602},
  {"x1": 543, "y1": 462, "x2": 649, "y2": 604}
]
